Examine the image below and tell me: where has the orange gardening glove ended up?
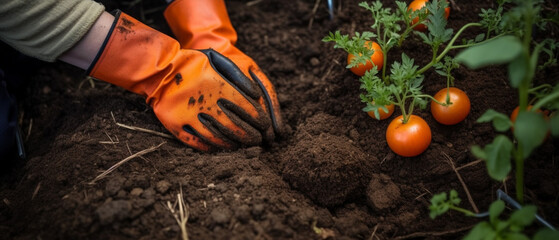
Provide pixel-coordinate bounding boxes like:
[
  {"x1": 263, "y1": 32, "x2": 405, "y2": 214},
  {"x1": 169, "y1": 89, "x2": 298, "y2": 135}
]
[
  {"x1": 88, "y1": 11, "x2": 278, "y2": 151},
  {"x1": 164, "y1": 0, "x2": 283, "y2": 138}
]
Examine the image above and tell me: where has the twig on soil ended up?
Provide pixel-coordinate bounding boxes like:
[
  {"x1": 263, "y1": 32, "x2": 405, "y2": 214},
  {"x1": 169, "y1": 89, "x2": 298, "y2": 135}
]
[
  {"x1": 31, "y1": 182, "x2": 41, "y2": 200},
  {"x1": 165, "y1": 187, "x2": 190, "y2": 240},
  {"x1": 442, "y1": 152, "x2": 479, "y2": 213},
  {"x1": 25, "y1": 119, "x2": 32, "y2": 141},
  {"x1": 368, "y1": 224, "x2": 380, "y2": 240},
  {"x1": 90, "y1": 142, "x2": 166, "y2": 184},
  {"x1": 246, "y1": 0, "x2": 262, "y2": 7},
  {"x1": 110, "y1": 112, "x2": 174, "y2": 139},
  {"x1": 320, "y1": 62, "x2": 337, "y2": 82},
  {"x1": 78, "y1": 76, "x2": 96, "y2": 90},
  {"x1": 308, "y1": 0, "x2": 322, "y2": 30},
  {"x1": 449, "y1": 0, "x2": 461, "y2": 11},
  {"x1": 99, "y1": 131, "x2": 120, "y2": 145},
  {"x1": 393, "y1": 225, "x2": 473, "y2": 239},
  {"x1": 455, "y1": 159, "x2": 483, "y2": 171}
]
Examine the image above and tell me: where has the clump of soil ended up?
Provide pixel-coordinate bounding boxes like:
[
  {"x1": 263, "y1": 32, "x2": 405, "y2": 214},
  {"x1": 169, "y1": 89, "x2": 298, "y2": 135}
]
[{"x1": 281, "y1": 114, "x2": 375, "y2": 207}]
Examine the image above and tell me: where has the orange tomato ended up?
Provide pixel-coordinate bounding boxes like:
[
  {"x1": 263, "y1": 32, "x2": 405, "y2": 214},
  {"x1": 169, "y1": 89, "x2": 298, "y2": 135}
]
[
  {"x1": 347, "y1": 41, "x2": 384, "y2": 76},
  {"x1": 510, "y1": 105, "x2": 550, "y2": 133},
  {"x1": 367, "y1": 103, "x2": 395, "y2": 120},
  {"x1": 408, "y1": 0, "x2": 450, "y2": 32},
  {"x1": 510, "y1": 105, "x2": 547, "y2": 123},
  {"x1": 430, "y1": 87, "x2": 470, "y2": 125},
  {"x1": 386, "y1": 115, "x2": 432, "y2": 157}
]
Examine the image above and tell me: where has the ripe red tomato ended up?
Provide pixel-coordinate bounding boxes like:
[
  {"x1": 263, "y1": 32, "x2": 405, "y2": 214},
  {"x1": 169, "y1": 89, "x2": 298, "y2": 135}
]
[
  {"x1": 510, "y1": 105, "x2": 548, "y2": 123},
  {"x1": 386, "y1": 115, "x2": 432, "y2": 157},
  {"x1": 367, "y1": 103, "x2": 395, "y2": 120},
  {"x1": 510, "y1": 105, "x2": 550, "y2": 133},
  {"x1": 431, "y1": 87, "x2": 470, "y2": 125},
  {"x1": 347, "y1": 41, "x2": 384, "y2": 76},
  {"x1": 408, "y1": 0, "x2": 450, "y2": 32}
]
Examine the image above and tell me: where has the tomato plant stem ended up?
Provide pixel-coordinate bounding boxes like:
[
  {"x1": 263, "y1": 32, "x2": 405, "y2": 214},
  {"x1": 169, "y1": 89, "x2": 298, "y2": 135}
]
[
  {"x1": 533, "y1": 91, "x2": 559, "y2": 110},
  {"x1": 449, "y1": 205, "x2": 475, "y2": 217},
  {"x1": 382, "y1": 49, "x2": 389, "y2": 83},
  {"x1": 394, "y1": 92, "x2": 408, "y2": 123},
  {"x1": 514, "y1": 149, "x2": 525, "y2": 204},
  {"x1": 416, "y1": 22, "x2": 482, "y2": 75},
  {"x1": 416, "y1": 94, "x2": 447, "y2": 106},
  {"x1": 514, "y1": 0, "x2": 535, "y2": 205},
  {"x1": 449, "y1": 34, "x2": 505, "y2": 50}
]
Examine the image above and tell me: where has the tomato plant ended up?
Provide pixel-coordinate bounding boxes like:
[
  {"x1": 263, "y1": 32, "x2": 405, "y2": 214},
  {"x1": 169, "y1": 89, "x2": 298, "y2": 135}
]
[
  {"x1": 324, "y1": 0, "x2": 503, "y2": 157},
  {"x1": 386, "y1": 114, "x2": 431, "y2": 157},
  {"x1": 431, "y1": 87, "x2": 470, "y2": 125},
  {"x1": 367, "y1": 102, "x2": 394, "y2": 120},
  {"x1": 430, "y1": 190, "x2": 559, "y2": 240},
  {"x1": 408, "y1": 0, "x2": 450, "y2": 32},
  {"x1": 346, "y1": 41, "x2": 384, "y2": 76}
]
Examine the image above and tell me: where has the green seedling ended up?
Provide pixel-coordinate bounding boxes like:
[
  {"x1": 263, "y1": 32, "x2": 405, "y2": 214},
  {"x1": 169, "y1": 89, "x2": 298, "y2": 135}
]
[
  {"x1": 456, "y1": 0, "x2": 559, "y2": 204},
  {"x1": 430, "y1": 190, "x2": 559, "y2": 239}
]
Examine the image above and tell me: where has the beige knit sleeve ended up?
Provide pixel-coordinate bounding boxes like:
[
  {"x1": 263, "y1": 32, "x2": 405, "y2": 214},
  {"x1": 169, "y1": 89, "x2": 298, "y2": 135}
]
[{"x1": 0, "y1": 0, "x2": 105, "y2": 62}]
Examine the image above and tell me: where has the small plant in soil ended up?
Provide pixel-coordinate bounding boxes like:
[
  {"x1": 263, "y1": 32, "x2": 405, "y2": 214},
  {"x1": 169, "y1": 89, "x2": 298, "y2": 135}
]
[
  {"x1": 431, "y1": 0, "x2": 559, "y2": 238},
  {"x1": 323, "y1": 0, "x2": 503, "y2": 156},
  {"x1": 430, "y1": 190, "x2": 559, "y2": 239}
]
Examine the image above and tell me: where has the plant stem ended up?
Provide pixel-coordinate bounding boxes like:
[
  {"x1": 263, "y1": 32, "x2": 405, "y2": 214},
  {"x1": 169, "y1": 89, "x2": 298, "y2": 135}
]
[
  {"x1": 416, "y1": 22, "x2": 482, "y2": 75},
  {"x1": 449, "y1": 205, "x2": 476, "y2": 217},
  {"x1": 449, "y1": 34, "x2": 505, "y2": 50},
  {"x1": 514, "y1": 0, "x2": 535, "y2": 205},
  {"x1": 528, "y1": 84, "x2": 553, "y2": 94},
  {"x1": 416, "y1": 94, "x2": 447, "y2": 106},
  {"x1": 533, "y1": 91, "x2": 559, "y2": 110},
  {"x1": 394, "y1": 91, "x2": 408, "y2": 123},
  {"x1": 382, "y1": 47, "x2": 389, "y2": 83},
  {"x1": 514, "y1": 149, "x2": 525, "y2": 204}
]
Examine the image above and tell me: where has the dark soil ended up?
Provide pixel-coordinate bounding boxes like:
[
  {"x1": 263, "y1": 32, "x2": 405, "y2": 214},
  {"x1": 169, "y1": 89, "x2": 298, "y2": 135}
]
[{"x1": 1, "y1": 0, "x2": 558, "y2": 239}]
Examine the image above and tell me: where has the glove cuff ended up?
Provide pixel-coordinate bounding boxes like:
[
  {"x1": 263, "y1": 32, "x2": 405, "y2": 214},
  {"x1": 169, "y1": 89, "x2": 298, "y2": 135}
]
[
  {"x1": 86, "y1": 11, "x2": 182, "y2": 99},
  {"x1": 86, "y1": 10, "x2": 121, "y2": 76},
  {"x1": 164, "y1": 0, "x2": 237, "y2": 50}
]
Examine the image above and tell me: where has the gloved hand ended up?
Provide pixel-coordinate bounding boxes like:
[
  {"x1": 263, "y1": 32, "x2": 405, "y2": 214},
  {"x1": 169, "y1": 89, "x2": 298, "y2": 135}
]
[
  {"x1": 88, "y1": 11, "x2": 281, "y2": 151},
  {"x1": 164, "y1": 0, "x2": 283, "y2": 138}
]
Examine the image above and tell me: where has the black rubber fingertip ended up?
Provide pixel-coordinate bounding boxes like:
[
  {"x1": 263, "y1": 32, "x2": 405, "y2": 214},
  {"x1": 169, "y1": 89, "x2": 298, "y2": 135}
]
[
  {"x1": 200, "y1": 49, "x2": 260, "y2": 99},
  {"x1": 198, "y1": 113, "x2": 240, "y2": 148},
  {"x1": 249, "y1": 69, "x2": 281, "y2": 134},
  {"x1": 217, "y1": 98, "x2": 270, "y2": 132}
]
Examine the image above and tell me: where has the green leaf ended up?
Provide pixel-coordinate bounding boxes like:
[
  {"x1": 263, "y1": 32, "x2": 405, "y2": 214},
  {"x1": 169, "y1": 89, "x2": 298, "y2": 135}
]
[
  {"x1": 477, "y1": 109, "x2": 512, "y2": 132},
  {"x1": 429, "y1": 192, "x2": 449, "y2": 219},
  {"x1": 475, "y1": 33, "x2": 486, "y2": 42},
  {"x1": 513, "y1": 111, "x2": 548, "y2": 158},
  {"x1": 533, "y1": 229, "x2": 559, "y2": 240},
  {"x1": 464, "y1": 222, "x2": 495, "y2": 240},
  {"x1": 508, "y1": 54, "x2": 528, "y2": 88},
  {"x1": 489, "y1": 200, "x2": 505, "y2": 225},
  {"x1": 471, "y1": 145, "x2": 487, "y2": 159},
  {"x1": 449, "y1": 190, "x2": 461, "y2": 205},
  {"x1": 502, "y1": 232, "x2": 530, "y2": 240},
  {"x1": 550, "y1": 113, "x2": 559, "y2": 137},
  {"x1": 509, "y1": 205, "x2": 537, "y2": 228},
  {"x1": 484, "y1": 135, "x2": 513, "y2": 181},
  {"x1": 456, "y1": 35, "x2": 523, "y2": 69}
]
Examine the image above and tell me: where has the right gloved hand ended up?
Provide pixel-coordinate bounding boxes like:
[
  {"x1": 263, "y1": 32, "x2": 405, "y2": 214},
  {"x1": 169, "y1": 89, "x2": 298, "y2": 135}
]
[
  {"x1": 164, "y1": 0, "x2": 284, "y2": 142},
  {"x1": 87, "y1": 11, "x2": 279, "y2": 151}
]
